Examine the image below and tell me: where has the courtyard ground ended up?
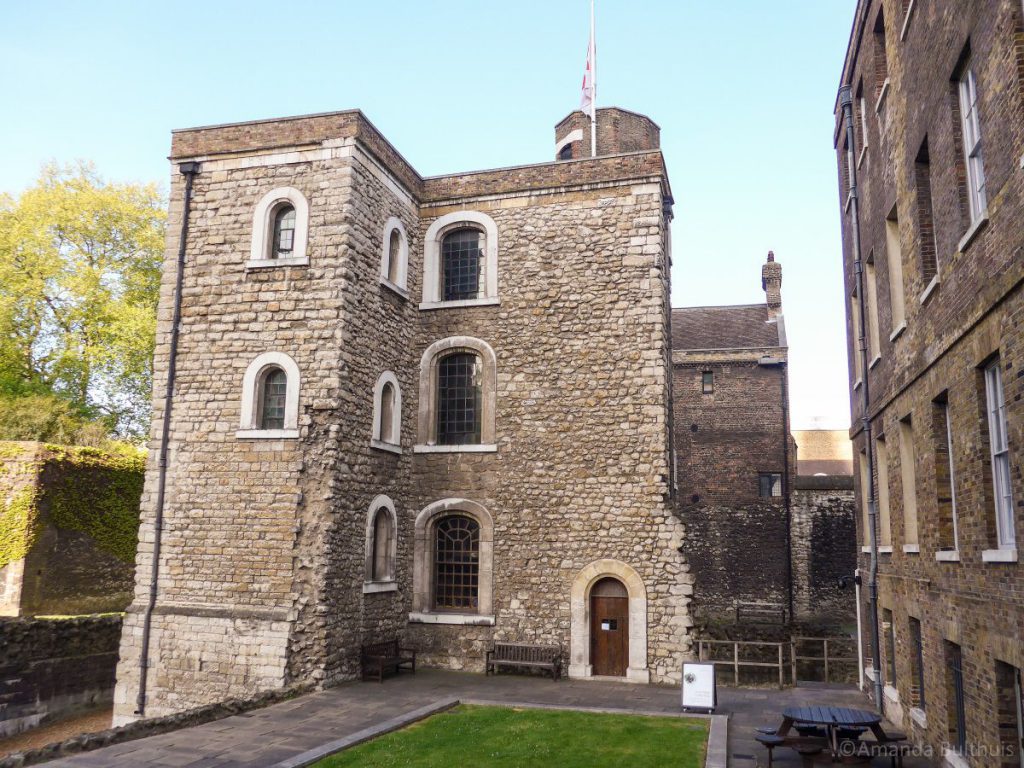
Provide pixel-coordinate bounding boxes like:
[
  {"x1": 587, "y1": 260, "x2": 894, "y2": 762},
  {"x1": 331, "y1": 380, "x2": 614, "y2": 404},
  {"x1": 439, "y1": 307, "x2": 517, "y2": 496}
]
[{"x1": 33, "y1": 670, "x2": 931, "y2": 768}]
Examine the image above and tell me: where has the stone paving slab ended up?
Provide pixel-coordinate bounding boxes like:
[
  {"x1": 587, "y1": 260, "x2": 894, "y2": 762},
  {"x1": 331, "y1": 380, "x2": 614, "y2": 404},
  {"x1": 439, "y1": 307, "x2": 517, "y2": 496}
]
[{"x1": 40, "y1": 670, "x2": 932, "y2": 767}]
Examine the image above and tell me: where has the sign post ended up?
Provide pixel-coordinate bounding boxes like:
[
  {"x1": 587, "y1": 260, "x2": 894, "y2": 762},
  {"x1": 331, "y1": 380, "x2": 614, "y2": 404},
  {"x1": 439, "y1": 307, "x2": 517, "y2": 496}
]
[{"x1": 681, "y1": 662, "x2": 717, "y2": 713}]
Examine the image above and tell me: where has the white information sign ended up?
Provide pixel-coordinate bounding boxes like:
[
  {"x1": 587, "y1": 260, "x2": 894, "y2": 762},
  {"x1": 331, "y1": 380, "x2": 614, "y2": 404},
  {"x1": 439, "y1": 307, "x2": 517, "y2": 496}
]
[{"x1": 681, "y1": 662, "x2": 717, "y2": 712}]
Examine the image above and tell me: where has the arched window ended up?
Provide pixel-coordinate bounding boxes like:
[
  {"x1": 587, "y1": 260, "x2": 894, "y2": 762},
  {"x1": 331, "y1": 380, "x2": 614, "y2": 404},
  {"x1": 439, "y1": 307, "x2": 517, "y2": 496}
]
[
  {"x1": 416, "y1": 337, "x2": 496, "y2": 452},
  {"x1": 421, "y1": 211, "x2": 499, "y2": 308},
  {"x1": 248, "y1": 187, "x2": 310, "y2": 268},
  {"x1": 371, "y1": 371, "x2": 402, "y2": 453},
  {"x1": 364, "y1": 495, "x2": 398, "y2": 591},
  {"x1": 271, "y1": 205, "x2": 296, "y2": 259},
  {"x1": 379, "y1": 217, "x2": 409, "y2": 294},
  {"x1": 238, "y1": 352, "x2": 301, "y2": 439},
  {"x1": 258, "y1": 367, "x2": 288, "y2": 429},
  {"x1": 558, "y1": 144, "x2": 573, "y2": 161},
  {"x1": 442, "y1": 228, "x2": 484, "y2": 301},
  {"x1": 437, "y1": 352, "x2": 482, "y2": 445},
  {"x1": 411, "y1": 498, "x2": 494, "y2": 623},
  {"x1": 434, "y1": 515, "x2": 479, "y2": 610}
]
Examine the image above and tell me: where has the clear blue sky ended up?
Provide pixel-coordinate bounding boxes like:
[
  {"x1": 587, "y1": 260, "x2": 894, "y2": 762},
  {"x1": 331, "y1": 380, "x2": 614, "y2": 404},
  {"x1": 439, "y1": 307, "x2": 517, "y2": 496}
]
[{"x1": 2, "y1": 0, "x2": 857, "y2": 429}]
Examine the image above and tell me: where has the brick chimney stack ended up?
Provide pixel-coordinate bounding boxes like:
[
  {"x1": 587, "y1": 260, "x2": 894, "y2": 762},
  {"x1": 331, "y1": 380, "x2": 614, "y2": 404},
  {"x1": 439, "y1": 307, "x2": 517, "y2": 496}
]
[{"x1": 761, "y1": 251, "x2": 783, "y2": 320}]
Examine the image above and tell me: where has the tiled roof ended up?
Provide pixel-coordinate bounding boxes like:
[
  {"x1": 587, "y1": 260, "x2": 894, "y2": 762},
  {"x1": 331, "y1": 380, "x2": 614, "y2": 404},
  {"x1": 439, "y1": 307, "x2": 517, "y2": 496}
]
[{"x1": 671, "y1": 304, "x2": 780, "y2": 350}]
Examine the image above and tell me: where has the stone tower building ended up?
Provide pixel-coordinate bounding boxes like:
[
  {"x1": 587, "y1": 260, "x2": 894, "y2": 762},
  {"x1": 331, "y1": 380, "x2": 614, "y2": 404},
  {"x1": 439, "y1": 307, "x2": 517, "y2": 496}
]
[{"x1": 112, "y1": 107, "x2": 692, "y2": 723}]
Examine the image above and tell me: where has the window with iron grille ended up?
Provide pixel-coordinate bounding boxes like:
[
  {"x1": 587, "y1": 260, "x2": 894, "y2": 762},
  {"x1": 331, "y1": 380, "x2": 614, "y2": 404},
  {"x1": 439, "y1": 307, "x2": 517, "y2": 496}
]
[
  {"x1": 441, "y1": 228, "x2": 484, "y2": 301},
  {"x1": 909, "y1": 617, "x2": 925, "y2": 709},
  {"x1": 958, "y1": 65, "x2": 987, "y2": 222},
  {"x1": 558, "y1": 144, "x2": 573, "y2": 160},
  {"x1": 433, "y1": 515, "x2": 479, "y2": 611},
  {"x1": 272, "y1": 205, "x2": 296, "y2": 259},
  {"x1": 882, "y1": 608, "x2": 897, "y2": 688},
  {"x1": 437, "y1": 352, "x2": 482, "y2": 445},
  {"x1": 701, "y1": 371, "x2": 714, "y2": 394},
  {"x1": 984, "y1": 359, "x2": 1015, "y2": 549},
  {"x1": 371, "y1": 508, "x2": 393, "y2": 581},
  {"x1": 259, "y1": 368, "x2": 287, "y2": 429},
  {"x1": 945, "y1": 641, "x2": 967, "y2": 754},
  {"x1": 994, "y1": 661, "x2": 1024, "y2": 767},
  {"x1": 759, "y1": 472, "x2": 783, "y2": 498}
]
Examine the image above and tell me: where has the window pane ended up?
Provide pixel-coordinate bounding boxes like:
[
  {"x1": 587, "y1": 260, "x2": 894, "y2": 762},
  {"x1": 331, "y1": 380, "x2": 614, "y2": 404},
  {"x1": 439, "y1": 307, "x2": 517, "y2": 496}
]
[
  {"x1": 372, "y1": 510, "x2": 391, "y2": 581},
  {"x1": 260, "y1": 368, "x2": 287, "y2": 429},
  {"x1": 434, "y1": 515, "x2": 479, "y2": 610},
  {"x1": 702, "y1": 371, "x2": 714, "y2": 393},
  {"x1": 273, "y1": 205, "x2": 296, "y2": 258},
  {"x1": 442, "y1": 229, "x2": 483, "y2": 301},
  {"x1": 437, "y1": 353, "x2": 482, "y2": 445},
  {"x1": 388, "y1": 229, "x2": 401, "y2": 283},
  {"x1": 380, "y1": 383, "x2": 395, "y2": 443}
]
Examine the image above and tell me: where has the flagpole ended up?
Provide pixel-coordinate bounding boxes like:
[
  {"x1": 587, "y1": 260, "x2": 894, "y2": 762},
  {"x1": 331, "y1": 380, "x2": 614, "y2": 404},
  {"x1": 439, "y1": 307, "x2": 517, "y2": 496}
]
[{"x1": 590, "y1": 0, "x2": 597, "y2": 157}]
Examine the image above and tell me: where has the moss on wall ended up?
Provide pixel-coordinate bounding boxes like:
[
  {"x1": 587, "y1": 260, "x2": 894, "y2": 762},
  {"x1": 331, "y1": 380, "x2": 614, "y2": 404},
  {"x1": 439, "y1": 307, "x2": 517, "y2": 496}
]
[
  {"x1": 0, "y1": 486, "x2": 41, "y2": 568},
  {"x1": 42, "y1": 445, "x2": 145, "y2": 564}
]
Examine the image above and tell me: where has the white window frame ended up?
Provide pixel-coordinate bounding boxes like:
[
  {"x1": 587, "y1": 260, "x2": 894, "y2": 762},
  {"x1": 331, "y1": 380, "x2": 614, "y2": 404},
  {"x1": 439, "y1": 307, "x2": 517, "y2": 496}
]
[
  {"x1": 371, "y1": 371, "x2": 402, "y2": 454},
  {"x1": 380, "y1": 216, "x2": 409, "y2": 296},
  {"x1": 876, "y1": 436, "x2": 893, "y2": 547},
  {"x1": 248, "y1": 187, "x2": 310, "y2": 269},
  {"x1": 985, "y1": 360, "x2": 1015, "y2": 549},
  {"x1": 958, "y1": 67, "x2": 987, "y2": 223},
  {"x1": 237, "y1": 351, "x2": 300, "y2": 439},
  {"x1": 364, "y1": 495, "x2": 398, "y2": 592},
  {"x1": 885, "y1": 209, "x2": 907, "y2": 337},
  {"x1": 421, "y1": 210, "x2": 499, "y2": 309},
  {"x1": 899, "y1": 417, "x2": 920, "y2": 549},
  {"x1": 944, "y1": 401, "x2": 960, "y2": 551},
  {"x1": 859, "y1": 93, "x2": 870, "y2": 165}
]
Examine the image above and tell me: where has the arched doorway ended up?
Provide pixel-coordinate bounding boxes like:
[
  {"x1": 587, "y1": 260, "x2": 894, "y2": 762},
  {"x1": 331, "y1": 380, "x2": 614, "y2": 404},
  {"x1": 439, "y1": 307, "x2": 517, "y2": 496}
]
[{"x1": 590, "y1": 577, "x2": 629, "y2": 677}]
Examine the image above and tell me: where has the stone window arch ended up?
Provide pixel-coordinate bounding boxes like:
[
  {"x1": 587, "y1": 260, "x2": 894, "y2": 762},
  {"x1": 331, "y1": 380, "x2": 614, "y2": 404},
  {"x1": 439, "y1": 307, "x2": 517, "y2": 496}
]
[
  {"x1": 237, "y1": 352, "x2": 300, "y2": 439},
  {"x1": 414, "y1": 337, "x2": 496, "y2": 453},
  {"x1": 569, "y1": 559, "x2": 649, "y2": 682},
  {"x1": 409, "y1": 498, "x2": 494, "y2": 625},
  {"x1": 248, "y1": 187, "x2": 310, "y2": 268},
  {"x1": 380, "y1": 216, "x2": 409, "y2": 295},
  {"x1": 421, "y1": 210, "x2": 499, "y2": 309},
  {"x1": 371, "y1": 371, "x2": 402, "y2": 454},
  {"x1": 364, "y1": 495, "x2": 398, "y2": 593}
]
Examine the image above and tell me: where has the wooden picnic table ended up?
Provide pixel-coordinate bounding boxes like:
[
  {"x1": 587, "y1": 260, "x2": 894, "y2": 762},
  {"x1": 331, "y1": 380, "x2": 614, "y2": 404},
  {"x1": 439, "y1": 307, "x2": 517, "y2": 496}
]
[{"x1": 774, "y1": 706, "x2": 901, "y2": 765}]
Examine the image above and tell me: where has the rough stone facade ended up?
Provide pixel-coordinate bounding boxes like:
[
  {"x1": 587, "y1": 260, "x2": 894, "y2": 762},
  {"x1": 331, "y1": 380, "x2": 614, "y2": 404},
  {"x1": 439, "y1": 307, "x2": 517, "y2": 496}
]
[
  {"x1": 836, "y1": 0, "x2": 1024, "y2": 763},
  {"x1": 0, "y1": 616, "x2": 121, "y2": 738},
  {"x1": 113, "y1": 108, "x2": 692, "y2": 724},
  {"x1": 0, "y1": 442, "x2": 142, "y2": 617}
]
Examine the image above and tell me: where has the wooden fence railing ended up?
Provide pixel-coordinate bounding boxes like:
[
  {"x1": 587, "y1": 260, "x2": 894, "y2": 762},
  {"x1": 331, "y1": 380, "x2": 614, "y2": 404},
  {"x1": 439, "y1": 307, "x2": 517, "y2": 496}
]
[
  {"x1": 696, "y1": 636, "x2": 857, "y2": 689},
  {"x1": 697, "y1": 639, "x2": 786, "y2": 689}
]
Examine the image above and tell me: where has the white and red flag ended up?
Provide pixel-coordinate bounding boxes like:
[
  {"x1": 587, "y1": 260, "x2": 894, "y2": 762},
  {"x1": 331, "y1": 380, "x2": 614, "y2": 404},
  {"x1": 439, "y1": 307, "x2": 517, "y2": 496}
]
[{"x1": 580, "y1": 33, "x2": 595, "y2": 118}]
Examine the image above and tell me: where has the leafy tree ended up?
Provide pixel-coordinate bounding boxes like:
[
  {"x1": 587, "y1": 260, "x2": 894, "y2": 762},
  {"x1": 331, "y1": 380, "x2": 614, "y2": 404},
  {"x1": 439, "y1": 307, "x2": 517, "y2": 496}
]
[{"x1": 0, "y1": 163, "x2": 165, "y2": 439}]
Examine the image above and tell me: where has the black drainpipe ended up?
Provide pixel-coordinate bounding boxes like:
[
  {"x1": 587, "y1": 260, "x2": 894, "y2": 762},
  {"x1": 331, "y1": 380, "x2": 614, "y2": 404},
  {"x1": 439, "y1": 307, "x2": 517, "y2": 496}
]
[
  {"x1": 839, "y1": 85, "x2": 883, "y2": 712},
  {"x1": 780, "y1": 362, "x2": 794, "y2": 626},
  {"x1": 136, "y1": 160, "x2": 200, "y2": 717}
]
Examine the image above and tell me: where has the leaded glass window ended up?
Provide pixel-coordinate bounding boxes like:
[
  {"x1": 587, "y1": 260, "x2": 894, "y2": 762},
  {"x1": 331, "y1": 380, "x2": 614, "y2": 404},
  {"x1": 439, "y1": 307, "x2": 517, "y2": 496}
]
[
  {"x1": 759, "y1": 472, "x2": 783, "y2": 498},
  {"x1": 259, "y1": 368, "x2": 287, "y2": 429},
  {"x1": 272, "y1": 205, "x2": 296, "y2": 259},
  {"x1": 437, "y1": 353, "x2": 482, "y2": 445},
  {"x1": 433, "y1": 515, "x2": 479, "y2": 610},
  {"x1": 387, "y1": 229, "x2": 402, "y2": 284},
  {"x1": 371, "y1": 509, "x2": 393, "y2": 581},
  {"x1": 441, "y1": 228, "x2": 484, "y2": 301}
]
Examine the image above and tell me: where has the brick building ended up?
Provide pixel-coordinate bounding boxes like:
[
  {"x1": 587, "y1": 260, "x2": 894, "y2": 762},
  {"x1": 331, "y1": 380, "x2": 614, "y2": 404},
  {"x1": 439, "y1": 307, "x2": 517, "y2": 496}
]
[
  {"x1": 112, "y1": 107, "x2": 693, "y2": 724},
  {"x1": 835, "y1": 0, "x2": 1024, "y2": 764}
]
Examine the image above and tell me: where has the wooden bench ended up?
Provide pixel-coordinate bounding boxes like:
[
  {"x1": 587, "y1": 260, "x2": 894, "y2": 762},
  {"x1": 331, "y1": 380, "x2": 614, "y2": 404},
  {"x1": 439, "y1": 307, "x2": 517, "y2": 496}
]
[
  {"x1": 485, "y1": 643, "x2": 562, "y2": 681},
  {"x1": 361, "y1": 638, "x2": 416, "y2": 683}
]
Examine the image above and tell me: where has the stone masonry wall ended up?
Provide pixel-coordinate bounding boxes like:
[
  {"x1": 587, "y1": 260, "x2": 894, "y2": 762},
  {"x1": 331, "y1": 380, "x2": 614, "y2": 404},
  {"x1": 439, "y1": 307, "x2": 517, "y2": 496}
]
[
  {"x1": 791, "y1": 479, "x2": 856, "y2": 625},
  {"x1": 0, "y1": 616, "x2": 121, "y2": 738}
]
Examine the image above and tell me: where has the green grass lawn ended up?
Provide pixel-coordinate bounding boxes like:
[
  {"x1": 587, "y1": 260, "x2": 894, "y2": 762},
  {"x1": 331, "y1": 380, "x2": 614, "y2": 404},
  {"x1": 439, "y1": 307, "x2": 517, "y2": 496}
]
[{"x1": 313, "y1": 704, "x2": 708, "y2": 768}]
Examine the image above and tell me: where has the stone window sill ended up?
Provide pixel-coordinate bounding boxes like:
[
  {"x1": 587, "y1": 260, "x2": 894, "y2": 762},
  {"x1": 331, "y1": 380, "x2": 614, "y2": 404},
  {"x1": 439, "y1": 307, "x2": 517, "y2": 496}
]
[
  {"x1": 861, "y1": 546, "x2": 871, "y2": 553},
  {"x1": 418, "y1": 297, "x2": 500, "y2": 311},
  {"x1": 900, "y1": 0, "x2": 915, "y2": 41},
  {"x1": 957, "y1": 214, "x2": 989, "y2": 254},
  {"x1": 919, "y1": 275, "x2": 940, "y2": 305},
  {"x1": 236, "y1": 429, "x2": 300, "y2": 440},
  {"x1": 245, "y1": 256, "x2": 309, "y2": 270},
  {"x1": 413, "y1": 444, "x2": 497, "y2": 454},
  {"x1": 379, "y1": 277, "x2": 409, "y2": 300},
  {"x1": 889, "y1": 321, "x2": 906, "y2": 342},
  {"x1": 909, "y1": 707, "x2": 927, "y2": 729},
  {"x1": 883, "y1": 685, "x2": 899, "y2": 704},
  {"x1": 371, "y1": 439, "x2": 402, "y2": 455},
  {"x1": 869, "y1": 355, "x2": 882, "y2": 370},
  {"x1": 858, "y1": 145, "x2": 868, "y2": 169},
  {"x1": 981, "y1": 548, "x2": 1017, "y2": 563},
  {"x1": 935, "y1": 549, "x2": 960, "y2": 562},
  {"x1": 363, "y1": 581, "x2": 398, "y2": 594},
  {"x1": 864, "y1": 666, "x2": 877, "y2": 682},
  {"x1": 903, "y1": 544, "x2": 920, "y2": 554},
  {"x1": 944, "y1": 748, "x2": 970, "y2": 768},
  {"x1": 878, "y1": 545, "x2": 893, "y2": 554},
  {"x1": 408, "y1": 611, "x2": 495, "y2": 626},
  {"x1": 853, "y1": 378, "x2": 863, "y2": 391},
  {"x1": 845, "y1": 192, "x2": 853, "y2": 214},
  {"x1": 874, "y1": 79, "x2": 890, "y2": 114}
]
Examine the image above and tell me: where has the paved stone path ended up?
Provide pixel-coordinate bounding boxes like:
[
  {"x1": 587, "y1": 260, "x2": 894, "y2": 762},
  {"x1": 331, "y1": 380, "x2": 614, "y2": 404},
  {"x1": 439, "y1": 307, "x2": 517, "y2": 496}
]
[{"x1": 42, "y1": 671, "x2": 931, "y2": 767}]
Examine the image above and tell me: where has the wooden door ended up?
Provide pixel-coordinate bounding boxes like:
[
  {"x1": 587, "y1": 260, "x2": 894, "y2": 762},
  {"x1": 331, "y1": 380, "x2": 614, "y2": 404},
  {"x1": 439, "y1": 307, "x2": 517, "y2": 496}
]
[{"x1": 590, "y1": 578, "x2": 629, "y2": 677}]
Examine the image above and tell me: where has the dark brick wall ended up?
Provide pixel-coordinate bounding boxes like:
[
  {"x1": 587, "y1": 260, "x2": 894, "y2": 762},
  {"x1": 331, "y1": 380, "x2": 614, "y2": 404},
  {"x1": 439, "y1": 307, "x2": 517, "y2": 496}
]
[
  {"x1": 0, "y1": 616, "x2": 121, "y2": 737},
  {"x1": 837, "y1": 0, "x2": 1024, "y2": 757},
  {"x1": 791, "y1": 480, "x2": 857, "y2": 625}
]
